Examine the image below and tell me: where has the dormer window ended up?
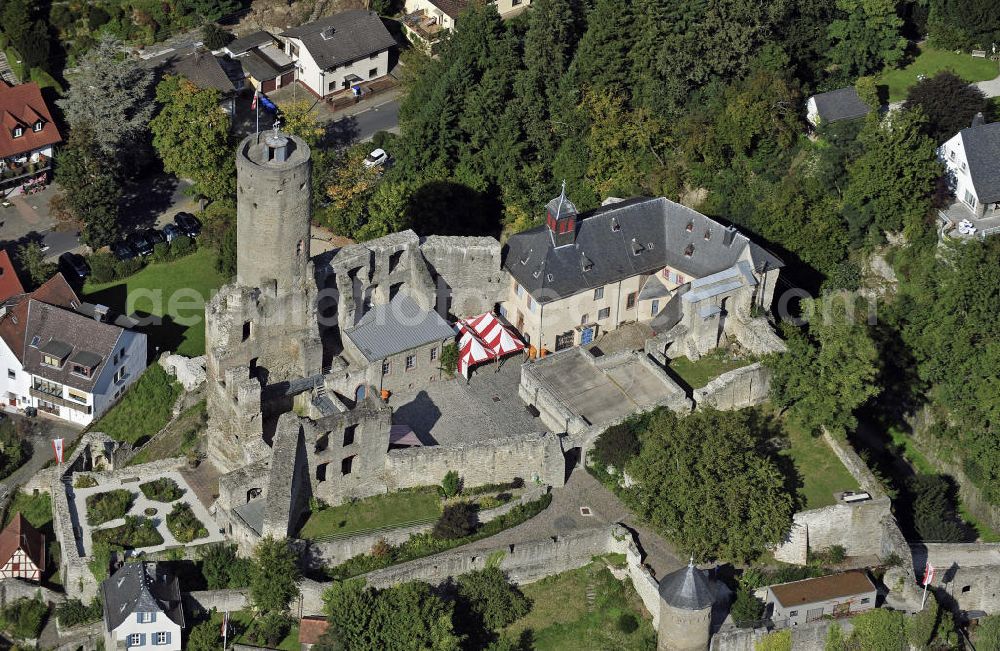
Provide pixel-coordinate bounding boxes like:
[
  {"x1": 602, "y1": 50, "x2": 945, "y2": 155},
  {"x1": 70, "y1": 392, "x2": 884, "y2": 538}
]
[
  {"x1": 611, "y1": 218, "x2": 620, "y2": 232},
  {"x1": 581, "y1": 253, "x2": 594, "y2": 272},
  {"x1": 685, "y1": 221, "x2": 694, "y2": 232},
  {"x1": 32, "y1": 121, "x2": 42, "y2": 132},
  {"x1": 704, "y1": 230, "x2": 712, "y2": 240},
  {"x1": 42, "y1": 354, "x2": 64, "y2": 368},
  {"x1": 631, "y1": 238, "x2": 644, "y2": 255},
  {"x1": 71, "y1": 364, "x2": 93, "y2": 378},
  {"x1": 684, "y1": 244, "x2": 694, "y2": 257},
  {"x1": 40, "y1": 340, "x2": 72, "y2": 368},
  {"x1": 12, "y1": 127, "x2": 22, "y2": 138}
]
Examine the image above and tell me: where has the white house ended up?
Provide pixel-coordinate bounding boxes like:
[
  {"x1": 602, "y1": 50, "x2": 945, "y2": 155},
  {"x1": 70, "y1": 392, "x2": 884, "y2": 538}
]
[
  {"x1": 938, "y1": 115, "x2": 1000, "y2": 219},
  {"x1": 0, "y1": 274, "x2": 146, "y2": 426},
  {"x1": 280, "y1": 10, "x2": 396, "y2": 99},
  {"x1": 101, "y1": 562, "x2": 184, "y2": 651},
  {"x1": 402, "y1": 0, "x2": 529, "y2": 47}
]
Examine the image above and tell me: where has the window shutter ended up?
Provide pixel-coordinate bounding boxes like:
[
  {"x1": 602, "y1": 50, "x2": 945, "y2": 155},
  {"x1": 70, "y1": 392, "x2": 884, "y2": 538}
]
[
  {"x1": 140, "y1": 633, "x2": 146, "y2": 646},
  {"x1": 165, "y1": 631, "x2": 171, "y2": 646},
  {"x1": 151, "y1": 612, "x2": 156, "y2": 623}
]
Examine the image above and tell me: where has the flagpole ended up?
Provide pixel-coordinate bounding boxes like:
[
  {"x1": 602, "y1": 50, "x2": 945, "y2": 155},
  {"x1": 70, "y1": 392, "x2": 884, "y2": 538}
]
[
  {"x1": 223, "y1": 610, "x2": 228, "y2": 650},
  {"x1": 920, "y1": 580, "x2": 928, "y2": 609}
]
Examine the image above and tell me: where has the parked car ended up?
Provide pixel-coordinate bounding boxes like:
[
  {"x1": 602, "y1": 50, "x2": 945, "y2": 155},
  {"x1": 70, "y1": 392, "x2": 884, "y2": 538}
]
[
  {"x1": 58, "y1": 252, "x2": 90, "y2": 280},
  {"x1": 162, "y1": 224, "x2": 184, "y2": 242},
  {"x1": 125, "y1": 231, "x2": 153, "y2": 256},
  {"x1": 173, "y1": 212, "x2": 202, "y2": 237},
  {"x1": 363, "y1": 148, "x2": 389, "y2": 169},
  {"x1": 144, "y1": 228, "x2": 166, "y2": 246},
  {"x1": 111, "y1": 241, "x2": 136, "y2": 261}
]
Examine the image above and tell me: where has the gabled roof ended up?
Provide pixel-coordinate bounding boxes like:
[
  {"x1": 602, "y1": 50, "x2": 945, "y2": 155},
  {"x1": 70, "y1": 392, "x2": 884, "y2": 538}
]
[
  {"x1": 0, "y1": 273, "x2": 80, "y2": 363},
  {"x1": 0, "y1": 250, "x2": 25, "y2": 302},
  {"x1": 160, "y1": 51, "x2": 236, "y2": 94},
  {"x1": 298, "y1": 617, "x2": 330, "y2": 645},
  {"x1": 240, "y1": 47, "x2": 294, "y2": 83},
  {"x1": 503, "y1": 197, "x2": 782, "y2": 303},
  {"x1": 658, "y1": 561, "x2": 713, "y2": 611},
  {"x1": 281, "y1": 10, "x2": 396, "y2": 71},
  {"x1": 428, "y1": 0, "x2": 470, "y2": 20},
  {"x1": 344, "y1": 291, "x2": 456, "y2": 362},
  {"x1": 960, "y1": 121, "x2": 1000, "y2": 204},
  {"x1": 769, "y1": 571, "x2": 876, "y2": 608},
  {"x1": 809, "y1": 87, "x2": 871, "y2": 124},
  {"x1": 225, "y1": 30, "x2": 275, "y2": 56},
  {"x1": 0, "y1": 81, "x2": 62, "y2": 158},
  {"x1": 0, "y1": 513, "x2": 45, "y2": 572},
  {"x1": 101, "y1": 562, "x2": 185, "y2": 633}
]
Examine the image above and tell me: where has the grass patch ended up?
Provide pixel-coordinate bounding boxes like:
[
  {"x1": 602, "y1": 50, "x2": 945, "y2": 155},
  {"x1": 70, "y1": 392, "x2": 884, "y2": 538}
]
[
  {"x1": 83, "y1": 247, "x2": 227, "y2": 357},
  {"x1": 505, "y1": 562, "x2": 655, "y2": 651},
  {"x1": 878, "y1": 46, "x2": 1000, "y2": 101},
  {"x1": 91, "y1": 364, "x2": 181, "y2": 445},
  {"x1": 958, "y1": 504, "x2": 1000, "y2": 543},
  {"x1": 128, "y1": 400, "x2": 206, "y2": 466},
  {"x1": 86, "y1": 489, "x2": 134, "y2": 526},
  {"x1": 92, "y1": 516, "x2": 163, "y2": 549},
  {"x1": 667, "y1": 350, "x2": 751, "y2": 389},
  {"x1": 165, "y1": 502, "x2": 208, "y2": 543},
  {"x1": 887, "y1": 426, "x2": 936, "y2": 475},
  {"x1": 139, "y1": 477, "x2": 184, "y2": 502},
  {"x1": 4, "y1": 490, "x2": 51, "y2": 529},
  {"x1": 780, "y1": 418, "x2": 860, "y2": 509},
  {"x1": 298, "y1": 487, "x2": 442, "y2": 540},
  {"x1": 74, "y1": 475, "x2": 98, "y2": 489},
  {"x1": 0, "y1": 597, "x2": 48, "y2": 640}
]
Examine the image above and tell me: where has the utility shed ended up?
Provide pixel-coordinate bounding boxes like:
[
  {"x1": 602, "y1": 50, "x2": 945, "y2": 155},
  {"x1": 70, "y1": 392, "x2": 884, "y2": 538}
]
[{"x1": 766, "y1": 571, "x2": 877, "y2": 627}]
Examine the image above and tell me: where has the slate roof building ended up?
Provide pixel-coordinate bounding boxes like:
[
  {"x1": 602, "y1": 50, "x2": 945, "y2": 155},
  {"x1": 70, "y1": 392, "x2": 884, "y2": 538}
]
[
  {"x1": 401, "y1": 0, "x2": 530, "y2": 48},
  {"x1": 0, "y1": 273, "x2": 147, "y2": 425},
  {"x1": 0, "y1": 81, "x2": 62, "y2": 195},
  {"x1": 0, "y1": 513, "x2": 45, "y2": 582},
  {"x1": 806, "y1": 87, "x2": 872, "y2": 126},
  {"x1": 500, "y1": 191, "x2": 782, "y2": 354},
  {"x1": 939, "y1": 116, "x2": 1000, "y2": 230},
  {"x1": 765, "y1": 571, "x2": 877, "y2": 627},
  {"x1": 101, "y1": 562, "x2": 184, "y2": 650},
  {"x1": 146, "y1": 48, "x2": 240, "y2": 117},
  {"x1": 222, "y1": 31, "x2": 296, "y2": 94},
  {"x1": 280, "y1": 10, "x2": 396, "y2": 98},
  {"x1": 657, "y1": 560, "x2": 714, "y2": 651}
]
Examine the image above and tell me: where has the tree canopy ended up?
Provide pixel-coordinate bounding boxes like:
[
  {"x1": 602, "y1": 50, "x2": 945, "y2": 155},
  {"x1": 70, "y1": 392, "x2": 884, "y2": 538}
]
[
  {"x1": 904, "y1": 71, "x2": 989, "y2": 143},
  {"x1": 249, "y1": 537, "x2": 300, "y2": 614}
]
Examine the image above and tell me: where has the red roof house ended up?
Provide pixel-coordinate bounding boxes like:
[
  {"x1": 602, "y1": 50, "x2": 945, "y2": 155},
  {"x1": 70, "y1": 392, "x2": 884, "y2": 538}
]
[
  {"x1": 0, "y1": 81, "x2": 62, "y2": 161},
  {"x1": 298, "y1": 616, "x2": 330, "y2": 648},
  {"x1": 0, "y1": 250, "x2": 25, "y2": 302},
  {"x1": 0, "y1": 513, "x2": 46, "y2": 582}
]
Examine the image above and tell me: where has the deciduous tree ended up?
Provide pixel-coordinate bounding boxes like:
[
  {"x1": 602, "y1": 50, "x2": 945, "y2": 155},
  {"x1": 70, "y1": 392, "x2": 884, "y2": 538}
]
[
  {"x1": 249, "y1": 537, "x2": 300, "y2": 614},
  {"x1": 827, "y1": 0, "x2": 907, "y2": 76},
  {"x1": 54, "y1": 127, "x2": 121, "y2": 248},
  {"x1": 904, "y1": 71, "x2": 988, "y2": 143}
]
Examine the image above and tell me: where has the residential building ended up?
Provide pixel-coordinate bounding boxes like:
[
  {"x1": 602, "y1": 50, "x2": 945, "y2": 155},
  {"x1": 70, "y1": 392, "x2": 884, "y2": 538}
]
[
  {"x1": 0, "y1": 513, "x2": 45, "y2": 581},
  {"x1": 500, "y1": 192, "x2": 782, "y2": 354},
  {"x1": 149, "y1": 49, "x2": 239, "y2": 116},
  {"x1": 0, "y1": 81, "x2": 62, "y2": 196},
  {"x1": 0, "y1": 274, "x2": 147, "y2": 425},
  {"x1": 342, "y1": 291, "x2": 457, "y2": 394},
  {"x1": 0, "y1": 250, "x2": 24, "y2": 302},
  {"x1": 765, "y1": 571, "x2": 877, "y2": 627},
  {"x1": 280, "y1": 11, "x2": 396, "y2": 99},
  {"x1": 101, "y1": 562, "x2": 184, "y2": 650},
  {"x1": 805, "y1": 87, "x2": 872, "y2": 127},
  {"x1": 298, "y1": 616, "x2": 330, "y2": 649},
  {"x1": 223, "y1": 31, "x2": 296, "y2": 93},
  {"x1": 938, "y1": 116, "x2": 1000, "y2": 239},
  {"x1": 402, "y1": 0, "x2": 530, "y2": 48}
]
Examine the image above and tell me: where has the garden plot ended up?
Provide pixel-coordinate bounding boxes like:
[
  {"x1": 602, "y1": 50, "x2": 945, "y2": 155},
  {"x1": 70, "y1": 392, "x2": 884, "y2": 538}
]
[{"x1": 71, "y1": 470, "x2": 223, "y2": 555}]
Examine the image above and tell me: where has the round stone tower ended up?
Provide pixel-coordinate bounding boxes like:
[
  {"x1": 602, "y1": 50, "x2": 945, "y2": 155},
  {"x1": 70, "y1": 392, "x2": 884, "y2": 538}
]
[
  {"x1": 235, "y1": 130, "x2": 312, "y2": 294},
  {"x1": 657, "y1": 560, "x2": 713, "y2": 651}
]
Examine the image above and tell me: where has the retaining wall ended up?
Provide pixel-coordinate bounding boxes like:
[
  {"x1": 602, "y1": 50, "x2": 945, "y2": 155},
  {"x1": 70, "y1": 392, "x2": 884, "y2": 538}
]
[
  {"x1": 692, "y1": 363, "x2": 771, "y2": 411},
  {"x1": 710, "y1": 618, "x2": 854, "y2": 651},
  {"x1": 184, "y1": 588, "x2": 250, "y2": 615},
  {"x1": 772, "y1": 497, "x2": 893, "y2": 564}
]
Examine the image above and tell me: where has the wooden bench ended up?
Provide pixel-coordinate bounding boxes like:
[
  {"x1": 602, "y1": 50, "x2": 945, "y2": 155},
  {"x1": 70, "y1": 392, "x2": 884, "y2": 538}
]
[{"x1": 972, "y1": 49, "x2": 987, "y2": 58}]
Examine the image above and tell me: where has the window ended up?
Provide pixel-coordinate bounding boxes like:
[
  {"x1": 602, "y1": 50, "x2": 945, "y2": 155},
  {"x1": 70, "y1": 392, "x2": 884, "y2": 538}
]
[
  {"x1": 316, "y1": 463, "x2": 328, "y2": 482},
  {"x1": 513, "y1": 0, "x2": 522, "y2": 4},
  {"x1": 626, "y1": 292, "x2": 637, "y2": 309},
  {"x1": 598, "y1": 307, "x2": 610, "y2": 320},
  {"x1": 341, "y1": 455, "x2": 355, "y2": 475},
  {"x1": 290, "y1": 43, "x2": 300, "y2": 58},
  {"x1": 138, "y1": 612, "x2": 155, "y2": 623},
  {"x1": 114, "y1": 367, "x2": 127, "y2": 384},
  {"x1": 129, "y1": 633, "x2": 141, "y2": 647},
  {"x1": 499, "y1": 305, "x2": 508, "y2": 318},
  {"x1": 405, "y1": 354, "x2": 416, "y2": 370},
  {"x1": 155, "y1": 632, "x2": 168, "y2": 645},
  {"x1": 611, "y1": 217, "x2": 620, "y2": 232},
  {"x1": 315, "y1": 434, "x2": 328, "y2": 452},
  {"x1": 527, "y1": 296, "x2": 536, "y2": 313},
  {"x1": 961, "y1": 585, "x2": 971, "y2": 593},
  {"x1": 789, "y1": 610, "x2": 798, "y2": 617},
  {"x1": 581, "y1": 313, "x2": 589, "y2": 325},
  {"x1": 12, "y1": 127, "x2": 22, "y2": 138},
  {"x1": 242, "y1": 321, "x2": 251, "y2": 341},
  {"x1": 515, "y1": 283, "x2": 524, "y2": 298},
  {"x1": 67, "y1": 388, "x2": 87, "y2": 404},
  {"x1": 33, "y1": 378, "x2": 61, "y2": 396},
  {"x1": 6, "y1": 370, "x2": 13, "y2": 380},
  {"x1": 42, "y1": 354, "x2": 63, "y2": 368},
  {"x1": 328, "y1": 81, "x2": 336, "y2": 92},
  {"x1": 964, "y1": 189, "x2": 977, "y2": 208},
  {"x1": 651, "y1": 300, "x2": 659, "y2": 316},
  {"x1": 860, "y1": 597, "x2": 870, "y2": 604},
  {"x1": 369, "y1": 68, "x2": 378, "y2": 79},
  {"x1": 32, "y1": 121, "x2": 42, "y2": 132},
  {"x1": 593, "y1": 287, "x2": 604, "y2": 300},
  {"x1": 71, "y1": 364, "x2": 92, "y2": 378},
  {"x1": 343, "y1": 425, "x2": 356, "y2": 446},
  {"x1": 430, "y1": 347, "x2": 438, "y2": 361},
  {"x1": 370, "y1": 53, "x2": 378, "y2": 59},
  {"x1": 949, "y1": 150, "x2": 956, "y2": 161},
  {"x1": 382, "y1": 360, "x2": 391, "y2": 375}
]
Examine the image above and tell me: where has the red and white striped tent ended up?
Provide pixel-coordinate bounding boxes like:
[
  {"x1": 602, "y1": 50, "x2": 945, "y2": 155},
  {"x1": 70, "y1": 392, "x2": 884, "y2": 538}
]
[{"x1": 456, "y1": 312, "x2": 526, "y2": 378}]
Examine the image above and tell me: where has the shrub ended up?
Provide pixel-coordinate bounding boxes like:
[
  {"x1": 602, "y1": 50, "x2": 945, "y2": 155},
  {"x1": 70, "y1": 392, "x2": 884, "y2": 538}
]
[
  {"x1": 92, "y1": 516, "x2": 164, "y2": 549},
  {"x1": 756, "y1": 629, "x2": 792, "y2": 651},
  {"x1": 433, "y1": 502, "x2": 476, "y2": 540},
  {"x1": 0, "y1": 420, "x2": 28, "y2": 480},
  {"x1": 616, "y1": 612, "x2": 639, "y2": 634},
  {"x1": 731, "y1": 587, "x2": 764, "y2": 627},
  {"x1": 371, "y1": 537, "x2": 391, "y2": 558},
  {"x1": 592, "y1": 422, "x2": 639, "y2": 471},
  {"x1": 139, "y1": 477, "x2": 184, "y2": 502},
  {"x1": 0, "y1": 597, "x2": 48, "y2": 639},
  {"x1": 455, "y1": 567, "x2": 531, "y2": 632},
  {"x1": 811, "y1": 544, "x2": 847, "y2": 566},
  {"x1": 244, "y1": 612, "x2": 290, "y2": 647},
  {"x1": 441, "y1": 470, "x2": 461, "y2": 498},
  {"x1": 88, "y1": 540, "x2": 120, "y2": 582},
  {"x1": 56, "y1": 598, "x2": 103, "y2": 628},
  {"x1": 439, "y1": 342, "x2": 459, "y2": 377},
  {"x1": 198, "y1": 544, "x2": 252, "y2": 589},
  {"x1": 171, "y1": 235, "x2": 194, "y2": 256},
  {"x1": 73, "y1": 475, "x2": 98, "y2": 489},
  {"x1": 86, "y1": 489, "x2": 134, "y2": 525},
  {"x1": 165, "y1": 502, "x2": 208, "y2": 543},
  {"x1": 151, "y1": 242, "x2": 171, "y2": 263}
]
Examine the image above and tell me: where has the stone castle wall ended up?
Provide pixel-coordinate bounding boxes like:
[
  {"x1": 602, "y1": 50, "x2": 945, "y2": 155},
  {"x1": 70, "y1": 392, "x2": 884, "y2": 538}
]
[
  {"x1": 773, "y1": 497, "x2": 893, "y2": 564},
  {"x1": 419, "y1": 235, "x2": 505, "y2": 318},
  {"x1": 693, "y1": 362, "x2": 771, "y2": 411},
  {"x1": 710, "y1": 618, "x2": 855, "y2": 651}
]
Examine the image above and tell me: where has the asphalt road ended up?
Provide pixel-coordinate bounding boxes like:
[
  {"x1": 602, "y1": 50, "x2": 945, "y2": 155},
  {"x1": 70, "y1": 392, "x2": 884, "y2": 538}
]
[
  {"x1": 331, "y1": 98, "x2": 401, "y2": 146},
  {"x1": 0, "y1": 413, "x2": 82, "y2": 500}
]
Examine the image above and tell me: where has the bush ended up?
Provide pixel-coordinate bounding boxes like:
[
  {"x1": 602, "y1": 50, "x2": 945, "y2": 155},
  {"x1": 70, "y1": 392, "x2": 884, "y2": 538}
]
[
  {"x1": 243, "y1": 612, "x2": 290, "y2": 647},
  {"x1": 86, "y1": 489, "x2": 134, "y2": 525},
  {"x1": 616, "y1": 612, "x2": 639, "y2": 634},
  {"x1": 88, "y1": 540, "x2": 120, "y2": 582},
  {"x1": 166, "y1": 502, "x2": 208, "y2": 543},
  {"x1": 151, "y1": 242, "x2": 171, "y2": 263},
  {"x1": 171, "y1": 235, "x2": 194, "y2": 256},
  {"x1": 811, "y1": 544, "x2": 847, "y2": 565},
  {"x1": 73, "y1": 475, "x2": 98, "y2": 489},
  {"x1": 198, "y1": 544, "x2": 252, "y2": 589},
  {"x1": 433, "y1": 502, "x2": 476, "y2": 540},
  {"x1": 442, "y1": 470, "x2": 461, "y2": 498},
  {"x1": 439, "y1": 342, "x2": 459, "y2": 378},
  {"x1": 731, "y1": 587, "x2": 764, "y2": 627},
  {"x1": 907, "y1": 474, "x2": 967, "y2": 542},
  {"x1": 592, "y1": 422, "x2": 640, "y2": 471},
  {"x1": 56, "y1": 598, "x2": 103, "y2": 628},
  {"x1": 455, "y1": 567, "x2": 530, "y2": 632},
  {"x1": 0, "y1": 420, "x2": 28, "y2": 480},
  {"x1": 92, "y1": 516, "x2": 164, "y2": 549},
  {"x1": 0, "y1": 597, "x2": 48, "y2": 639},
  {"x1": 139, "y1": 477, "x2": 184, "y2": 502}
]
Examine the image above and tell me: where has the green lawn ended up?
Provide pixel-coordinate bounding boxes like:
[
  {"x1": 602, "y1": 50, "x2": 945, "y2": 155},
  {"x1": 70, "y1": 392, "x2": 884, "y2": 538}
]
[
  {"x1": 4, "y1": 490, "x2": 52, "y2": 529},
  {"x1": 127, "y1": 400, "x2": 206, "y2": 466},
  {"x1": 505, "y1": 562, "x2": 655, "y2": 651},
  {"x1": 668, "y1": 352, "x2": 751, "y2": 389},
  {"x1": 780, "y1": 419, "x2": 860, "y2": 509},
  {"x1": 298, "y1": 487, "x2": 442, "y2": 540},
  {"x1": 90, "y1": 364, "x2": 181, "y2": 445},
  {"x1": 878, "y1": 46, "x2": 1000, "y2": 101},
  {"x1": 83, "y1": 248, "x2": 227, "y2": 357}
]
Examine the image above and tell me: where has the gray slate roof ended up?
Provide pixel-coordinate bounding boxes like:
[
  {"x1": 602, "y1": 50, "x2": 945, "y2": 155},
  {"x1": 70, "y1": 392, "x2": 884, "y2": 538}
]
[
  {"x1": 503, "y1": 197, "x2": 783, "y2": 303},
  {"x1": 23, "y1": 300, "x2": 124, "y2": 392},
  {"x1": 344, "y1": 292, "x2": 456, "y2": 362},
  {"x1": 281, "y1": 10, "x2": 396, "y2": 71},
  {"x1": 241, "y1": 48, "x2": 293, "y2": 82},
  {"x1": 961, "y1": 121, "x2": 1000, "y2": 203},
  {"x1": 810, "y1": 87, "x2": 871, "y2": 124},
  {"x1": 159, "y1": 50, "x2": 236, "y2": 94},
  {"x1": 658, "y1": 562, "x2": 714, "y2": 610},
  {"x1": 225, "y1": 30, "x2": 274, "y2": 56},
  {"x1": 101, "y1": 562, "x2": 185, "y2": 632}
]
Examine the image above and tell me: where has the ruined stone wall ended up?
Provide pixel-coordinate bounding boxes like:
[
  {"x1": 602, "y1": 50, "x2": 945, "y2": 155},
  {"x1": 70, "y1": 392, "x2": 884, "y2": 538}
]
[
  {"x1": 727, "y1": 316, "x2": 787, "y2": 357},
  {"x1": 419, "y1": 236, "x2": 505, "y2": 318},
  {"x1": 710, "y1": 619, "x2": 855, "y2": 651},
  {"x1": 823, "y1": 430, "x2": 885, "y2": 498},
  {"x1": 386, "y1": 431, "x2": 566, "y2": 491},
  {"x1": 183, "y1": 589, "x2": 250, "y2": 615},
  {"x1": 693, "y1": 363, "x2": 771, "y2": 411},
  {"x1": 262, "y1": 414, "x2": 312, "y2": 539},
  {"x1": 773, "y1": 498, "x2": 893, "y2": 564},
  {"x1": 217, "y1": 457, "x2": 272, "y2": 513}
]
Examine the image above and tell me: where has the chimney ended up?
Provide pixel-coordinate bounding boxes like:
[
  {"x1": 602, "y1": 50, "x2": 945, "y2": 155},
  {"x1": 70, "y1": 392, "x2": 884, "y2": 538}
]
[
  {"x1": 722, "y1": 225, "x2": 737, "y2": 247},
  {"x1": 94, "y1": 304, "x2": 110, "y2": 322},
  {"x1": 545, "y1": 180, "x2": 578, "y2": 248},
  {"x1": 972, "y1": 112, "x2": 985, "y2": 127}
]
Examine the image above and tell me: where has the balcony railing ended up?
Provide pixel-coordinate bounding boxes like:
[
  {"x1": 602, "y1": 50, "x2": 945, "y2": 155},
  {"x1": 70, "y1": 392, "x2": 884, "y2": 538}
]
[{"x1": 29, "y1": 387, "x2": 89, "y2": 413}]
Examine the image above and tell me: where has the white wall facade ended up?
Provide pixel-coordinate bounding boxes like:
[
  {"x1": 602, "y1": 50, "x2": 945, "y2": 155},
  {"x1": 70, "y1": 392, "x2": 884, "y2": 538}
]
[
  {"x1": 0, "y1": 338, "x2": 31, "y2": 412},
  {"x1": 285, "y1": 37, "x2": 390, "y2": 98},
  {"x1": 806, "y1": 97, "x2": 819, "y2": 126},
  {"x1": 404, "y1": 0, "x2": 456, "y2": 29},
  {"x1": 91, "y1": 330, "x2": 147, "y2": 420},
  {"x1": 493, "y1": 0, "x2": 530, "y2": 17},
  {"x1": 939, "y1": 133, "x2": 981, "y2": 214},
  {"x1": 109, "y1": 611, "x2": 181, "y2": 651}
]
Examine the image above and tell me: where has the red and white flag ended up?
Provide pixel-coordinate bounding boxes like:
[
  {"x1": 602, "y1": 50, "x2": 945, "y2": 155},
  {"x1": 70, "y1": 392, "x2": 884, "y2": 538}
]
[
  {"x1": 923, "y1": 562, "x2": 935, "y2": 586},
  {"x1": 250, "y1": 91, "x2": 258, "y2": 111},
  {"x1": 221, "y1": 610, "x2": 229, "y2": 637},
  {"x1": 51, "y1": 438, "x2": 64, "y2": 464}
]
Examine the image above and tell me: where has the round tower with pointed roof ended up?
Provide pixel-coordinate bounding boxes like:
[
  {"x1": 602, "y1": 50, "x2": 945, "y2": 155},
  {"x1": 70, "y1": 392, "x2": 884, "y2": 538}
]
[{"x1": 657, "y1": 559, "x2": 713, "y2": 651}]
